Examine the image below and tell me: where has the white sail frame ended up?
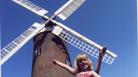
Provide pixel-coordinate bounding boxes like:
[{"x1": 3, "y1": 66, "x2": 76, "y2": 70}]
[{"x1": 0, "y1": 22, "x2": 45, "y2": 65}]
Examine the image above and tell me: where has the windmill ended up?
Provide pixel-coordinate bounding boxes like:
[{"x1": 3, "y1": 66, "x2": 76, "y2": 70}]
[{"x1": 0, "y1": 0, "x2": 117, "y2": 76}]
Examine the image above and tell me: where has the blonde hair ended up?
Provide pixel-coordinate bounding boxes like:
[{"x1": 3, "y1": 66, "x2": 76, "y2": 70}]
[{"x1": 74, "y1": 53, "x2": 93, "y2": 73}]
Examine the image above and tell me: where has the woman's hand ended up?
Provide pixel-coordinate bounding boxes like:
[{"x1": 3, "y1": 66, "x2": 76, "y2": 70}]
[
  {"x1": 99, "y1": 47, "x2": 106, "y2": 57},
  {"x1": 52, "y1": 60, "x2": 58, "y2": 65}
]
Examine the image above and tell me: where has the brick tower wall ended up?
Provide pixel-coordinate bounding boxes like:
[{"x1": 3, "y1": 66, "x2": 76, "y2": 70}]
[{"x1": 31, "y1": 31, "x2": 74, "y2": 77}]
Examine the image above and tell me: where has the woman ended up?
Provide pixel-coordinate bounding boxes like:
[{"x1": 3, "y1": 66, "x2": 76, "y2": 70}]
[{"x1": 52, "y1": 47, "x2": 106, "y2": 77}]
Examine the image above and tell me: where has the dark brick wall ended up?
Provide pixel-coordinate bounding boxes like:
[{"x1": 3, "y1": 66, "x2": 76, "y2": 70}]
[{"x1": 32, "y1": 31, "x2": 73, "y2": 77}]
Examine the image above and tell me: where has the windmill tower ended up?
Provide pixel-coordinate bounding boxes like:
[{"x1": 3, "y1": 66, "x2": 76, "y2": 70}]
[
  {"x1": 0, "y1": 0, "x2": 117, "y2": 77},
  {"x1": 32, "y1": 23, "x2": 73, "y2": 77}
]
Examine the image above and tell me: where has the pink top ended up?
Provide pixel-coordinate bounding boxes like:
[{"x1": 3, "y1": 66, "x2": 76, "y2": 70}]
[{"x1": 76, "y1": 71, "x2": 100, "y2": 77}]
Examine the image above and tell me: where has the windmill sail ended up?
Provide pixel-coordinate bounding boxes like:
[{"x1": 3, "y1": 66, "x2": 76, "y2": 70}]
[
  {"x1": 1, "y1": 0, "x2": 117, "y2": 66},
  {"x1": 54, "y1": 0, "x2": 86, "y2": 20},
  {"x1": 52, "y1": 20, "x2": 117, "y2": 64},
  {"x1": 12, "y1": 0, "x2": 49, "y2": 19},
  {"x1": 0, "y1": 22, "x2": 45, "y2": 65}
]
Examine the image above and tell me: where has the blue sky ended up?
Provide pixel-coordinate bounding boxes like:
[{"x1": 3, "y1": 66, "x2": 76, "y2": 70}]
[{"x1": 0, "y1": 0, "x2": 137, "y2": 77}]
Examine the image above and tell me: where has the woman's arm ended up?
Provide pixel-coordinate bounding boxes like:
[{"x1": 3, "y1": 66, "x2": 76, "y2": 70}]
[
  {"x1": 95, "y1": 47, "x2": 106, "y2": 74},
  {"x1": 52, "y1": 60, "x2": 76, "y2": 74}
]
